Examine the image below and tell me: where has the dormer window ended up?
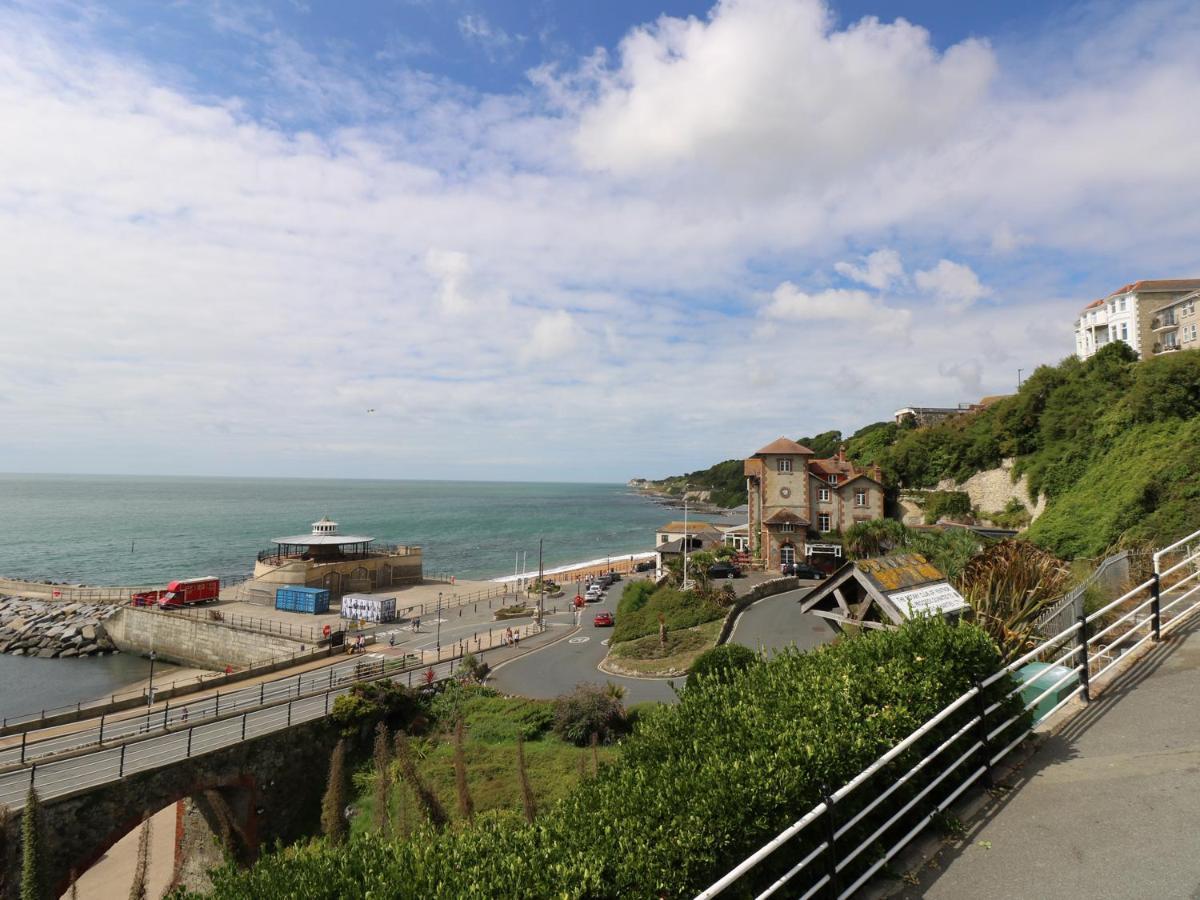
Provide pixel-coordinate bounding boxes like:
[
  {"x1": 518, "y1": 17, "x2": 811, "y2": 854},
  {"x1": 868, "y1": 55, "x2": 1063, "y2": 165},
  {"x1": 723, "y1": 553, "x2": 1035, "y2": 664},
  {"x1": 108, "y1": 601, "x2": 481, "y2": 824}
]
[
  {"x1": 777, "y1": 458, "x2": 792, "y2": 473},
  {"x1": 827, "y1": 474, "x2": 838, "y2": 485}
]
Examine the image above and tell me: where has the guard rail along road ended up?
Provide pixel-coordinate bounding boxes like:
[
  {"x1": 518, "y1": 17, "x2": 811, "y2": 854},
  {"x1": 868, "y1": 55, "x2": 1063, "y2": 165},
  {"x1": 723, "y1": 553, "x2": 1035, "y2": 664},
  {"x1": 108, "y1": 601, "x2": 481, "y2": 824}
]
[
  {"x1": 696, "y1": 527, "x2": 1200, "y2": 900},
  {"x1": 0, "y1": 619, "x2": 545, "y2": 809}
]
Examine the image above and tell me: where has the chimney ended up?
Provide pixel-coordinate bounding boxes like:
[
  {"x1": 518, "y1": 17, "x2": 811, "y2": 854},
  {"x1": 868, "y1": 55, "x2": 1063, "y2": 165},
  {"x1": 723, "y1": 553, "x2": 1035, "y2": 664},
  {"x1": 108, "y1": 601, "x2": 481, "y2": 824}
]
[{"x1": 836, "y1": 444, "x2": 846, "y2": 462}]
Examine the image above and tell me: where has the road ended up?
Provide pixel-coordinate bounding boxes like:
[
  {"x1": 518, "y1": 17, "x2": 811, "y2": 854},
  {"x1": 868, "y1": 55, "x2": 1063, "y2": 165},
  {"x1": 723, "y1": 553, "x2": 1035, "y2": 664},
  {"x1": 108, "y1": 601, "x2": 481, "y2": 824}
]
[
  {"x1": 488, "y1": 579, "x2": 679, "y2": 704},
  {"x1": 728, "y1": 583, "x2": 837, "y2": 656}
]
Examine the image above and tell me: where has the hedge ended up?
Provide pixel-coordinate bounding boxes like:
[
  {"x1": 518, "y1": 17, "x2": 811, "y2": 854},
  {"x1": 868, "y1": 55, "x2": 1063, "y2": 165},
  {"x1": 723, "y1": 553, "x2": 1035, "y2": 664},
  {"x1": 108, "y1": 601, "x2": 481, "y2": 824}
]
[{"x1": 185, "y1": 617, "x2": 1024, "y2": 899}]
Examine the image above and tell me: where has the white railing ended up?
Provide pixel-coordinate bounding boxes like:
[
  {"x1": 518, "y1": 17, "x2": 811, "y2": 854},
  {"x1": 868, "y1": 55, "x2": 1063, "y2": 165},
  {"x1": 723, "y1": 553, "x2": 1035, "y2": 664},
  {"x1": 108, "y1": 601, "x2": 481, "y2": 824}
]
[{"x1": 697, "y1": 529, "x2": 1200, "y2": 899}]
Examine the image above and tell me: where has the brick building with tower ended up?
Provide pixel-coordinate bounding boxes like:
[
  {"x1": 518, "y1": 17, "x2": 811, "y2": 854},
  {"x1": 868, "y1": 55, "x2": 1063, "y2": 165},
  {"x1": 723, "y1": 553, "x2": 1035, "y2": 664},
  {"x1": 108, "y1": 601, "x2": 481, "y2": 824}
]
[{"x1": 744, "y1": 437, "x2": 886, "y2": 571}]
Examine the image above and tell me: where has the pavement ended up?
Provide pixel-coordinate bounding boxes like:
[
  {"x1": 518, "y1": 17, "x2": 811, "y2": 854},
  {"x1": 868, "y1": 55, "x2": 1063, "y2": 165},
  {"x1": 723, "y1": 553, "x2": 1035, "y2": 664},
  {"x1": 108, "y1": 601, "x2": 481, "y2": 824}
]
[{"x1": 891, "y1": 614, "x2": 1200, "y2": 900}]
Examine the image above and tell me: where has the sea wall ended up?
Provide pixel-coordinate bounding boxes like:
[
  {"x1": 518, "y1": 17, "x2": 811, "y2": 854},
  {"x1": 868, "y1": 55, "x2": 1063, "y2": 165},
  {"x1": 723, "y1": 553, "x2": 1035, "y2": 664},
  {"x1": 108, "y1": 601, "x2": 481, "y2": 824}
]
[
  {"x1": 107, "y1": 607, "x2": 305, "y2": 670},
  {"x1": 0, "y1": 597, "x2": 119, "y2": 658}
]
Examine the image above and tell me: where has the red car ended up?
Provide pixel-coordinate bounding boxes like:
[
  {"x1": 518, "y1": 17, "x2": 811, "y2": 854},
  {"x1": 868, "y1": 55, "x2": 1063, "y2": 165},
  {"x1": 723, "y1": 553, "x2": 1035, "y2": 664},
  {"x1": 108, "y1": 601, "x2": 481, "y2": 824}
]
[{"x1": 593, "y1": 611, "x2": 614, "y2": 627}]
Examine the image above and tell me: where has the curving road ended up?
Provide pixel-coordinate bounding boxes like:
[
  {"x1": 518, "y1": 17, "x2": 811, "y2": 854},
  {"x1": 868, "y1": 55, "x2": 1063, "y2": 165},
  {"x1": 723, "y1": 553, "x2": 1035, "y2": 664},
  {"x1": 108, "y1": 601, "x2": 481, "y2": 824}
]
[
  {"x1": 728, "y1": 583, "x2": 836, "y2": 656},
  {"x1": 488, "y1": 580, "x2": 679, "y2": 704}
]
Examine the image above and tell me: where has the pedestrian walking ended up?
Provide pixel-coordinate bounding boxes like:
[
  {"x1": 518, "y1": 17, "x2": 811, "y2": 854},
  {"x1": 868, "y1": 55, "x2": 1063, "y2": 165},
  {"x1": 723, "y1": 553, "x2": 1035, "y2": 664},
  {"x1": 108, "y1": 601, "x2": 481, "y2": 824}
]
[
  {"x1": 514, "y1": 630, "x2": 520, "y2": 647},
  {"x1": 389, "y1": 632, "x2": 396, "y2": 648}
]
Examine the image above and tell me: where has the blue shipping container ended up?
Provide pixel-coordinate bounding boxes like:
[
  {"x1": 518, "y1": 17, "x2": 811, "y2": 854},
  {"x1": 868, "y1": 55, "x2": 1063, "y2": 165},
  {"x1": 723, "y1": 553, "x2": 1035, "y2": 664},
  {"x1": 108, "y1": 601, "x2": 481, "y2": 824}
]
[{"x1": 275, "y1": 586, "x2": 331, "y2": 615}]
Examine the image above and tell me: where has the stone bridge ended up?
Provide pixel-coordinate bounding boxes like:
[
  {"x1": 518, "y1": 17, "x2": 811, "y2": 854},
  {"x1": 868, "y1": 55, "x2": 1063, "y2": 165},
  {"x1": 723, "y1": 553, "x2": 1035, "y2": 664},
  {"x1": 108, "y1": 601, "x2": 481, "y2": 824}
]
[{"x1": 0, "y1": 719, "x2": 340, "y2": 898}]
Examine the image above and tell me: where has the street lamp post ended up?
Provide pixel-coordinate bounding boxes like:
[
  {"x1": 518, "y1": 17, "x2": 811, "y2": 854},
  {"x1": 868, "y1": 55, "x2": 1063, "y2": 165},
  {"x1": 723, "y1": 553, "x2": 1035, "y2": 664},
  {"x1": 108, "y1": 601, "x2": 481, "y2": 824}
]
[
  {"x1": 436, "y1": 592, "x2": 442, "y2": 651},
  {"x1": 682, "y1": 486, "x2": 691, "y2": 590},
  {"x1": 147, "y1": 650, "x2": 157, "y2": 708}
]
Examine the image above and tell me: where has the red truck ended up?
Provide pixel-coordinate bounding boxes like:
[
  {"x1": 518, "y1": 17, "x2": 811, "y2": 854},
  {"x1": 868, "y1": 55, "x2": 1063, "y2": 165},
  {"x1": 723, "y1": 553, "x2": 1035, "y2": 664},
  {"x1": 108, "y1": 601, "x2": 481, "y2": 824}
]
[{"x1": 131, "y1": 577, "x2": 221, "y2": 610}]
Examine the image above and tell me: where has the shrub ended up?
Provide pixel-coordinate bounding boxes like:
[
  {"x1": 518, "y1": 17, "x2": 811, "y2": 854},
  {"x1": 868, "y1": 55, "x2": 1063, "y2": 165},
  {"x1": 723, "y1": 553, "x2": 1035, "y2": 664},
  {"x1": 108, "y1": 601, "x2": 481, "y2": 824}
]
[
  {"x1": 552, "y1": 683, "x2": 628, "y2": 746},
  {"x1": 921, "y1": 490, "x2": 973, "y2": 524},
  {"x1": 687, "y1": 644, "x2": 759, "y2": 689},
  {"x1": 195, "y1": 618, "x2": 1027, "y2": 900},
  {"x1": 330, "y1": 679, "x2": 421, "y2": 735},
  {"x1": 956, "y1": 540, "x2": 1070, "y2": 661}
]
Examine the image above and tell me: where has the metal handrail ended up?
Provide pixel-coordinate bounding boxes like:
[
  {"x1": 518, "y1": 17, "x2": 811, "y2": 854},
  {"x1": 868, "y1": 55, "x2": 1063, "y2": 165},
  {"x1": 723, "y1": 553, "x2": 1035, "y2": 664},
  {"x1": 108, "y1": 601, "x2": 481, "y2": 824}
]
[
  {"x1": 697, "y1": 535, "x2": 1200, "y2": 899},
  {"x1": 0, "y1": 620, "x2": 548, "y2": 806}
]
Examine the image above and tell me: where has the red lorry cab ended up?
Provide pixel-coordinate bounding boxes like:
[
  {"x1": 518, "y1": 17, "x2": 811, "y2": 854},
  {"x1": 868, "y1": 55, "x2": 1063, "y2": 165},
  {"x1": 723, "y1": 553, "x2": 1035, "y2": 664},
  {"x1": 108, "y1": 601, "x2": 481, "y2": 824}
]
[{"x1": 131, "y1": 577, "x2": 220, "y2": 609}]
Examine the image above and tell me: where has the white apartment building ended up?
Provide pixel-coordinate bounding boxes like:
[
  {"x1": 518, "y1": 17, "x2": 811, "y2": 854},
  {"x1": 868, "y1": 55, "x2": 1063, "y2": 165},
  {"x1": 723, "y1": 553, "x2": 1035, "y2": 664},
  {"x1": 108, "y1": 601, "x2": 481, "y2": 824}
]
[{"x1": 1074, "y1": 279, "x2": 1200, "y2": 361}]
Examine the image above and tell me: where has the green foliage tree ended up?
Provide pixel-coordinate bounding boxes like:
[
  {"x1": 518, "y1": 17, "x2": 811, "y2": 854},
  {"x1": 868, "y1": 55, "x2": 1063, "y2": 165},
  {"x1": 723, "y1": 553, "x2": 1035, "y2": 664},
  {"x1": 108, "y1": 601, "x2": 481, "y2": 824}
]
[
  {"x1": 686, "y1": 644, "x2": 759, "y2": 689},
  {"x1": 20, "y1": 788, "x2": 42, "y2": 900},
  {"x1": 320, "y1": 739, "x2": 349, "y2": 846}
]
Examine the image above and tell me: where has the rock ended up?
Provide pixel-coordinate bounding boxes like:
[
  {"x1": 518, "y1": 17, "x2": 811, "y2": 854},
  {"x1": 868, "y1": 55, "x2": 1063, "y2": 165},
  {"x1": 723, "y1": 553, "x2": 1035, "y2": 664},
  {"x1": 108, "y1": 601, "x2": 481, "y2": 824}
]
[
  {"x1": 79, "y1": 643, "x2": 98, "y2": 655},
  {"x1": 11, "y1": 649, "x2": 24, "y2": 656},
  {"x1": 81, "y1": 625, "x2": 97, "y2": 641},
  {"x1": 59, "y1": 648, "x2": 78, "y2": 658},
  {"x1": 36, "y1": 648, "x2": 58, "y2": 658},
  {"x1": 7, "y1": 617, "x2": 25, "y2": 632}
]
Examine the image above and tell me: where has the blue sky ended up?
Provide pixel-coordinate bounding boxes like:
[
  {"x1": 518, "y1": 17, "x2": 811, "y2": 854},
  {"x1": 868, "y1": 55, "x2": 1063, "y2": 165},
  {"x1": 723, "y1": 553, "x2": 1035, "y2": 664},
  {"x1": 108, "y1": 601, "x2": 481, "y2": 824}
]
[{"x1": 0, "y1": 0, "x2": 1197, "y2": 482}]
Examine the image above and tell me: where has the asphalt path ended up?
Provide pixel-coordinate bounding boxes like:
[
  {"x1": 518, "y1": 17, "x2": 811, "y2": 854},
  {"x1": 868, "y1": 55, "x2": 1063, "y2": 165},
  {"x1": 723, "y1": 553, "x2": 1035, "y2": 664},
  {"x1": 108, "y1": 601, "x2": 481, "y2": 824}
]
[
  {"x1": 488, "y1": 580, "x2": 680, "y2": 704},
  {"x1": 728, "y1": 582, "x2": 837, "y2": 656}
]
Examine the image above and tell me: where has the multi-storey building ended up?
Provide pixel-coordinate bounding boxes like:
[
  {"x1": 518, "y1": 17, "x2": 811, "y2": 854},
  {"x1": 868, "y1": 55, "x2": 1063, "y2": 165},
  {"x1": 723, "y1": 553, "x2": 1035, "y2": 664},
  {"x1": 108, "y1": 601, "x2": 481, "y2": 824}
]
[
  {"x1": 744, "y1": 438, "x2": 885, "y2": 571},
  {"x1": 1074, "y1": 279, "x2": 1200, "y2": 361}
]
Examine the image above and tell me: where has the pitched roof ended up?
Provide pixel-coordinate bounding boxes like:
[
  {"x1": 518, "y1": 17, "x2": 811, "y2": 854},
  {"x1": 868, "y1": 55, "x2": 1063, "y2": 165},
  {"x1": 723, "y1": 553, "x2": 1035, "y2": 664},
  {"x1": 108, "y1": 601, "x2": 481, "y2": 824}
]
[
  {"x1": 754, "y1": 437, "x2": 814, "y2": 456},
  {"x1": 764, "y1": 509, "x2": 810, "y2": 526},
  {"x1": 1110, "y1": 279, "x2": 1200, "y2": 297},
  {"x1": 657, "y1": 521, "x2": 718, "y2": 534}
]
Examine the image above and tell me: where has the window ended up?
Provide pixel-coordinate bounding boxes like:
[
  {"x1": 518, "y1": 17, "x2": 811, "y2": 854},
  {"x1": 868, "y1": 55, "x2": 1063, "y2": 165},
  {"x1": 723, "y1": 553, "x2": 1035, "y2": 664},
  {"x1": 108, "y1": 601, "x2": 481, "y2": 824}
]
[
  {"x1": 855, "y1": 490, "x2": 867, "y2": 507},
  {"x1": 1121, "y1": 323, "x2": 1129, "y2": 341},
  {"x1": 818, "y1": 487, "x2": 830, "y2": 501},
  {"x1": 817, "y1": 514, "x2": 831, "y2": 532},
  {"x1": 779, "y1": 523, "x2": 794, "y2": 532},
  {"x1": 1119, "y1": 297, "x2": 1126, "y2": 311},
  {"x1": 777, "y1": 458, "x2": 792, "y2": 473},
  {"x1": 1109, "y1": 326, "x2": 1116, "y2": 342},
  {"x1": 827, "y1": 474, "x2": 838, "y2": 485}
]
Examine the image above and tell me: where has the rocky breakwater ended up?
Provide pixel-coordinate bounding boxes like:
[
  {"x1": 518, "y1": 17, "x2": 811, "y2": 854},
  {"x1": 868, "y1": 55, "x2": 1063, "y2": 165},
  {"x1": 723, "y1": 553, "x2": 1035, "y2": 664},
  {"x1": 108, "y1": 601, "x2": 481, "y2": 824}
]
[{"x1": 0, "y1": 596, "x2": 120, "y2": 658}]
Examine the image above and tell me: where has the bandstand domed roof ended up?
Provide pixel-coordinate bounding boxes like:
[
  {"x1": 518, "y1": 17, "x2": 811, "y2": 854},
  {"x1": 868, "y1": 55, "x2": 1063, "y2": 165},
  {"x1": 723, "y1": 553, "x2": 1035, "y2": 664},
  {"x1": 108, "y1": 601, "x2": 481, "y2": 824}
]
[{"x1": 272, "y1": 516, "x2": 374, "y2": 546}]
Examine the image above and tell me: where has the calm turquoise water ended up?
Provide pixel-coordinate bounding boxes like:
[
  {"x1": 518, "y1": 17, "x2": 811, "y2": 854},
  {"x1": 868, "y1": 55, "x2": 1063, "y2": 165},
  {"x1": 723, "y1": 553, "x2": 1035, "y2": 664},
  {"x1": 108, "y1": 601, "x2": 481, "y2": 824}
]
[
  {"x1": 0, "y1": 475, "x2": 685, "y2": 718},
  {"x1": 0, "y1": 474, "x2": 676, "y2": 585}
]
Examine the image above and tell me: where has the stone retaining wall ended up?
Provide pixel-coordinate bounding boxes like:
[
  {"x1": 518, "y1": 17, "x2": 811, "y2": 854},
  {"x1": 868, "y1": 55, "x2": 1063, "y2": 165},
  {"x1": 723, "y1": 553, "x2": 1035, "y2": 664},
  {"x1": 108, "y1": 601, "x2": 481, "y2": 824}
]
[
  {"x1": 107, "y1": 607, "x2": 306, "y2": 670},
  {"x1": 934, "y1": 458, "x2": 1047, "y2": 522}
]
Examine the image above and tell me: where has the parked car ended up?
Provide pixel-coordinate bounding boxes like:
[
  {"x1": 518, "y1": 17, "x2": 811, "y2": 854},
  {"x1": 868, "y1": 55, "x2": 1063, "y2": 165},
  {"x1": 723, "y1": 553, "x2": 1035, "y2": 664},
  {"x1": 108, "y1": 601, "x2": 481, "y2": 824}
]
[
  {"x1": 782, "y1": 562, "x2": 825, "y2": 580},
  {"x1": 608, "y1": 571, "x2": 622, "y2": 582},
  {"x1": 585, "y1": 584, "x2": 604, "y2": 601},
  {"x1": 593, "y1": 611, "x2": 614, "y2": 627},
  {"x1": 708, "y1": 562, "x2": 742, "y2": 579},
  {"x1": 598, "y1": 573, "x2": 614, "y2": 588},
  {"x1": 634, "y1": 560, "x2": 655, "y2": 572}
]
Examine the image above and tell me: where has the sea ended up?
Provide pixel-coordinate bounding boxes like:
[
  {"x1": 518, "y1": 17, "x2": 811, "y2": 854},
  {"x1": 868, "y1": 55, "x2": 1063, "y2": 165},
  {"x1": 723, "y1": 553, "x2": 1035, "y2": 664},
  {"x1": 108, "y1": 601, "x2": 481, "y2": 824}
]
[{"x1": 0, "y1": 474, "x2": 700, "y2": 718}]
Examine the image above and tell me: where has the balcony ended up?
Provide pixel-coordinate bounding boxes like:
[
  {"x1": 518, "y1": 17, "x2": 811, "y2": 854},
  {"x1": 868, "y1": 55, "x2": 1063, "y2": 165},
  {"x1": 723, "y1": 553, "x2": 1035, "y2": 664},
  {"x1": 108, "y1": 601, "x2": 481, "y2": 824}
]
[
  {"x1": 1153, "y1": 342, "x2": 1181, "y2": 355},
  {"x1": 1152, "y1": 315, "x2": 1178, "y2": 331}
]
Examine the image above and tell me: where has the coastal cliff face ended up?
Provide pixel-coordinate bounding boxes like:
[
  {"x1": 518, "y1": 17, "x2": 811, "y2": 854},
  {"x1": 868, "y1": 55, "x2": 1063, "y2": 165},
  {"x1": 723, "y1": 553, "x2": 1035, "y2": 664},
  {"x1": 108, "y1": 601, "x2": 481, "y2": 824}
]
[
  {"x1": 935, "y1": 459, "x2": 1047, "y2": 522},
  {"x1": 0, "y1": 597, "x2": 119, "y2": 658}
]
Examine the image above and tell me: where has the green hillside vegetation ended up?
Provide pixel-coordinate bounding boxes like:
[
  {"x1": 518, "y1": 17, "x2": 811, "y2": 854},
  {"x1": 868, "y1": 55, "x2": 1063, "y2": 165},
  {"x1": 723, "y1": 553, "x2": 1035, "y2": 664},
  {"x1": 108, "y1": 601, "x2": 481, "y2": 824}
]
[
  {"x1": 349, "y1": 685, "x2": 615, "y2": 837},
  {"x1": 657, "y1": 345, "x2": 1200, "y2": 558},
  {"x1": 649, "y1": 458, "x2": 745, "y2": 509},
  {"x1": 185, "y1": 617, "x2": 1024, "y2": 900}
]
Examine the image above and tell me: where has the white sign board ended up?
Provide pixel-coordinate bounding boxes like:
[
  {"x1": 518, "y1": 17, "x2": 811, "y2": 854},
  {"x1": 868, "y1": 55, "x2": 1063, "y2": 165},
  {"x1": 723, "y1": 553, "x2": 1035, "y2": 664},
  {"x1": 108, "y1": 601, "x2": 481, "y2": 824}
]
[
  {"x1": 889, "y1": 582, "x2": 968, "y2": 618},
  {"x1": 340, "y1": 594, "x2": 397, "y2": 623}
]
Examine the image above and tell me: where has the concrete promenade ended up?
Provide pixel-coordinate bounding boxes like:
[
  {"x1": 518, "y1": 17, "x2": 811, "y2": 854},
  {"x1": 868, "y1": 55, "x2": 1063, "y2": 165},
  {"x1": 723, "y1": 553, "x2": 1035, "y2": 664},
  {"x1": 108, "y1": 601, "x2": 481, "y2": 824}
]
[{"x1": 892, "y1": 615, "x2": 1200, "y2": 900}]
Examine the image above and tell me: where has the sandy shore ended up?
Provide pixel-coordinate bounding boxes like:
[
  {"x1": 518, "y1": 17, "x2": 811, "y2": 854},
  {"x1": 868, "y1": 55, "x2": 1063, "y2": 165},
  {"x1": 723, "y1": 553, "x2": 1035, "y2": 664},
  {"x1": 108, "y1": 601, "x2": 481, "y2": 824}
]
[{"x1": 492, "y1": 551, "x2": 656, "y2": 585}]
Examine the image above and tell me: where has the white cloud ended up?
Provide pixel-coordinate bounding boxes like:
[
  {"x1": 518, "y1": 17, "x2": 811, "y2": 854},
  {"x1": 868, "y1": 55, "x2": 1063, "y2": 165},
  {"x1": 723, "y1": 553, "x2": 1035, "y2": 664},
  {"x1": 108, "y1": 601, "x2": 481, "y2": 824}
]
[
  {"x1": 521, "y1": 310, "x2": 580, "y2": 363},
  {"x1": 458, "y1": 13, "x2": 523, "y2": 61},
  {"x1": 914, "y1": 260, "x2": 990, "y2": 311},
  {"x1": 835, "y1": 249, "x2": 905, "y2": 290},
  {"x1": 762, "y1": 284, "x2": 911, "y2": 336},
  {"x1": 572, "y1": 0, "x2": 995, "y2": 179}
]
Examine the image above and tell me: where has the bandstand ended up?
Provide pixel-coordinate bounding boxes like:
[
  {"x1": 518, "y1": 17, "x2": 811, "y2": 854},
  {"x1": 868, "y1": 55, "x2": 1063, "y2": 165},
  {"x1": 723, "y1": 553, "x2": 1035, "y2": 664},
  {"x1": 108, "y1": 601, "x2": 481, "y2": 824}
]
[{"x1": 248, "y1": 517, "x2": 423, "y2": 602}]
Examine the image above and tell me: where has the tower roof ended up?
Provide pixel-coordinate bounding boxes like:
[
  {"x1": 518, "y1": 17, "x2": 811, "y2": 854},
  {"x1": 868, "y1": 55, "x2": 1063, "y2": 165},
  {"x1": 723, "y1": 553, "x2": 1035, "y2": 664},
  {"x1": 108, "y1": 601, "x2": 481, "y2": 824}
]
[{"x1": 754, "y1": 437, "x2": 814, "y2": 456}]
